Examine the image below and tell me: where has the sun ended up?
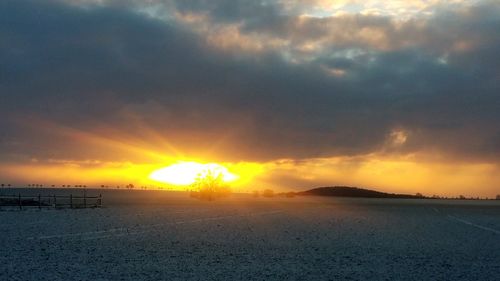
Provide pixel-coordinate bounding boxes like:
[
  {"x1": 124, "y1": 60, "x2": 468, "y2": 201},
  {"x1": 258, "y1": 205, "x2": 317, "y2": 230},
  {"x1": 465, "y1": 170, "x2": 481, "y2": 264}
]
[{"x1": 149, "y1": 161, "x2": 239, "y2": 185}]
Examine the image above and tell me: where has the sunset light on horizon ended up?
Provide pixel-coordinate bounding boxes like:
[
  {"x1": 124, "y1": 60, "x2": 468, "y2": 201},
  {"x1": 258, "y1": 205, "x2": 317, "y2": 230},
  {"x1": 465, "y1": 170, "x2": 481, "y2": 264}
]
[
  {"x1": 149, "y1": 162, "x2": 239, "y2": 186},
  {"x1": 0, "y1": 0, "x2": 499, "y2": 197}
]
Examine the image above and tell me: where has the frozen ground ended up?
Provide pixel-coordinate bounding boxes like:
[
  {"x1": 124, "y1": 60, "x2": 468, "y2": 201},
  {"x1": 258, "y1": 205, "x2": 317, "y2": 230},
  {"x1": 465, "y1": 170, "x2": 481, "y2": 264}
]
[{"x1": 1, "y1": 189, "x2": 500, "y2": 280}]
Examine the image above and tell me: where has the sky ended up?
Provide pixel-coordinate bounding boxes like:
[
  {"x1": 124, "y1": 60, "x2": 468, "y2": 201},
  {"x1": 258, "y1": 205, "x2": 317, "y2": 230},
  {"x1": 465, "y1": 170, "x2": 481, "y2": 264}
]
[{"x1": 0, "y1": 0, "x2": 499, "y2": 197}]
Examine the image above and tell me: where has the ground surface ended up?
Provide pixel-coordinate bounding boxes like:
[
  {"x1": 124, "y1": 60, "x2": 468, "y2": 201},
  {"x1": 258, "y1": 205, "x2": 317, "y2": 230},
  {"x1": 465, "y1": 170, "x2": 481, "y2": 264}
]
[{"x1": 1, "y1": 189, "x2": 500, "y2": 280}]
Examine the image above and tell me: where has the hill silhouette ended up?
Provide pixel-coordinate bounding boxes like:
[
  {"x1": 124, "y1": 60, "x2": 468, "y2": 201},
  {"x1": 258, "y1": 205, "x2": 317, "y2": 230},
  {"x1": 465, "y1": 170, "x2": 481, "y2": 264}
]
[{"x1": 298, "y1": 186, "x2": 424, "y2": 199}]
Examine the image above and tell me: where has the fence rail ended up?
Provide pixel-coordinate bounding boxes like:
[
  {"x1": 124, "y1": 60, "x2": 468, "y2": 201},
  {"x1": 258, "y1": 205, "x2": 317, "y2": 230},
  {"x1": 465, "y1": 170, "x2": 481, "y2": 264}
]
[{"x1": 0, "y1": 193, "x2": 102, "y2": 210}]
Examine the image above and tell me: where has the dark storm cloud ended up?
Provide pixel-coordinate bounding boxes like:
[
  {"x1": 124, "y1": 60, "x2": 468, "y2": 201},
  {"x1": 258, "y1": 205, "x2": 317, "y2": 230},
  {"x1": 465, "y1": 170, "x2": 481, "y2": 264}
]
[{"x1": 0, "y1": 0, "x2": 499, "y2": 164}]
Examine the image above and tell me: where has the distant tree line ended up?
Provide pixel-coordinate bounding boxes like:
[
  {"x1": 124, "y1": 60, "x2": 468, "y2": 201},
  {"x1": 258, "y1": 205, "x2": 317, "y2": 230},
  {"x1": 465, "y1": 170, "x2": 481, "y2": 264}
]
[{"x1": 0, "y1": 183, "x2": 167, "y2": 190}]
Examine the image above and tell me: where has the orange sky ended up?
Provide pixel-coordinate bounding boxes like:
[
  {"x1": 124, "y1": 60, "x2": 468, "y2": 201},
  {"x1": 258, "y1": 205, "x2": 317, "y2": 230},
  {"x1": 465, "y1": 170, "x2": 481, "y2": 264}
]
[
  {"x1": 1, "y1": 127, "x2": 498, "y2": 197},
  {"x1": 1, "y1": 0, "x2": 499, "y2": 197}
]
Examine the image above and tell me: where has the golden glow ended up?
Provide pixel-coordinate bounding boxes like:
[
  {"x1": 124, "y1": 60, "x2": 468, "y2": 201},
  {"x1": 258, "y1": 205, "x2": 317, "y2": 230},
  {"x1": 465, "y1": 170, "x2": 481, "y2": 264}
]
[
  {"x1": 1, "y1": 154, "x2": 499, "y2": 196},
  {"x1": 3, "y1": 116, "x2": 498, "y2": 196},
  {"x1": 149, "y1": 161, "x2": 238, "y2": 185}
]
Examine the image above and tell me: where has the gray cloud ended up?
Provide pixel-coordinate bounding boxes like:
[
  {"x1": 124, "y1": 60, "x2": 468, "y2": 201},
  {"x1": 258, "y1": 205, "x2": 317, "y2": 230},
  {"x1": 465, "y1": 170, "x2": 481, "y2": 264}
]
[{"x1": 0, "y1": 0, "x2": 499, "y2": 165}]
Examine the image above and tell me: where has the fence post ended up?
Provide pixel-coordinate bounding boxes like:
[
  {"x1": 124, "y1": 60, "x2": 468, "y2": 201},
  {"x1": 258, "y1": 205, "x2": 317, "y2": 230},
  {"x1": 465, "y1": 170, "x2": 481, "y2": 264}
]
[
  {"x1": 38, "y1": 194, "x2": 41, "y2": 210},
  {"x1": 70, "y1": 194, "x2": 73, "y2": 209},
  {"x1": 83, "y1": 189, "x2": 87, "y2": 208},
  {"x1": 53, "y1": 195, "x2": 56, "y2": 208},
  {"x1": 18, "y1": 193, "x2": 22, "y2": 210},
  {"x1": 99, "y1": 193, "x2": 102, "y2": 208}
]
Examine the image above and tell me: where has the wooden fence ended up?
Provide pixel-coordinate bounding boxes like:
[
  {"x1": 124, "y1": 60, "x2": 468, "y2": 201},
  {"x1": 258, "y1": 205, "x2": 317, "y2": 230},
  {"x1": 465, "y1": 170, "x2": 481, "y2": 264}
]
[{"x1": 0, "y1": 193, "x2": 102, "y2": 210}]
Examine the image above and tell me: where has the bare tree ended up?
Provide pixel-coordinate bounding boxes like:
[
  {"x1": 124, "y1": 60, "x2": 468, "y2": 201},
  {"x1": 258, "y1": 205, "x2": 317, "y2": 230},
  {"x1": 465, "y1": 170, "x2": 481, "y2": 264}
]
[
  {"x1": 190, "y1": 170, "x2": 231, "y2": 201},
  {"x1": 262, "y1": 189, "x2": 275, "y2": 198}
]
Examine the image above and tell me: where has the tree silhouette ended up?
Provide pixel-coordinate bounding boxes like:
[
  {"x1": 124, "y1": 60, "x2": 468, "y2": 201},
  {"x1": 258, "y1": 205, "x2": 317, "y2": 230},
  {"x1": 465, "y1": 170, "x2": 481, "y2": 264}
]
[
  {"x1": 262, "y1": 189, "x2": 275, "y2": 198},
  {"x1": 190, "y1": 169, "x2": 231, "y2": 201}
]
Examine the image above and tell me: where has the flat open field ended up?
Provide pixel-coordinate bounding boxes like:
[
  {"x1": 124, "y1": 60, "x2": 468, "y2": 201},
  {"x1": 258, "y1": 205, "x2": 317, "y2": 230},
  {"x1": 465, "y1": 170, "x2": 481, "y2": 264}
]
[{"x1": 1, "y1": 189, "x2": 500, "y2": 280}]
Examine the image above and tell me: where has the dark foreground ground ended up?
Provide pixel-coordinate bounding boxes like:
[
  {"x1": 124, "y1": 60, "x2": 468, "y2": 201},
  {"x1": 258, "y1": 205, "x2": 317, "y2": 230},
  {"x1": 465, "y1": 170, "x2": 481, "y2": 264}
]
[{"x1": 1, "y1": 189, "x2": 500, "y2": 280}]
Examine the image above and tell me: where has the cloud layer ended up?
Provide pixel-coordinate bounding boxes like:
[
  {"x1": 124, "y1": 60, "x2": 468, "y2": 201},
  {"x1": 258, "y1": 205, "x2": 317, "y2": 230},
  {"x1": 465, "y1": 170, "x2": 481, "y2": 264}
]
[{"x1": 0, "y1": 0, "x2": 499, "y2": 193}]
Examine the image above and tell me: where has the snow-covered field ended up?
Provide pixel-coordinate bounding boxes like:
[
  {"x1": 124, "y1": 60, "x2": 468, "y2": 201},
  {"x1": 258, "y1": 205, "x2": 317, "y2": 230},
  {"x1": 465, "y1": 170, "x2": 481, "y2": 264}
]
[{"x1": 1, "y1": 189, "x2": 500, "y2": 280}]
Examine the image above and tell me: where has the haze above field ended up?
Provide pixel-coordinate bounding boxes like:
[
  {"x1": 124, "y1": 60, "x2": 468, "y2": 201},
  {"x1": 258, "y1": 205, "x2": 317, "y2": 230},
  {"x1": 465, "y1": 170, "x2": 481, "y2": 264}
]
[{"x1": 0, "y1": 0, "x2": 499, "y2": 197}]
